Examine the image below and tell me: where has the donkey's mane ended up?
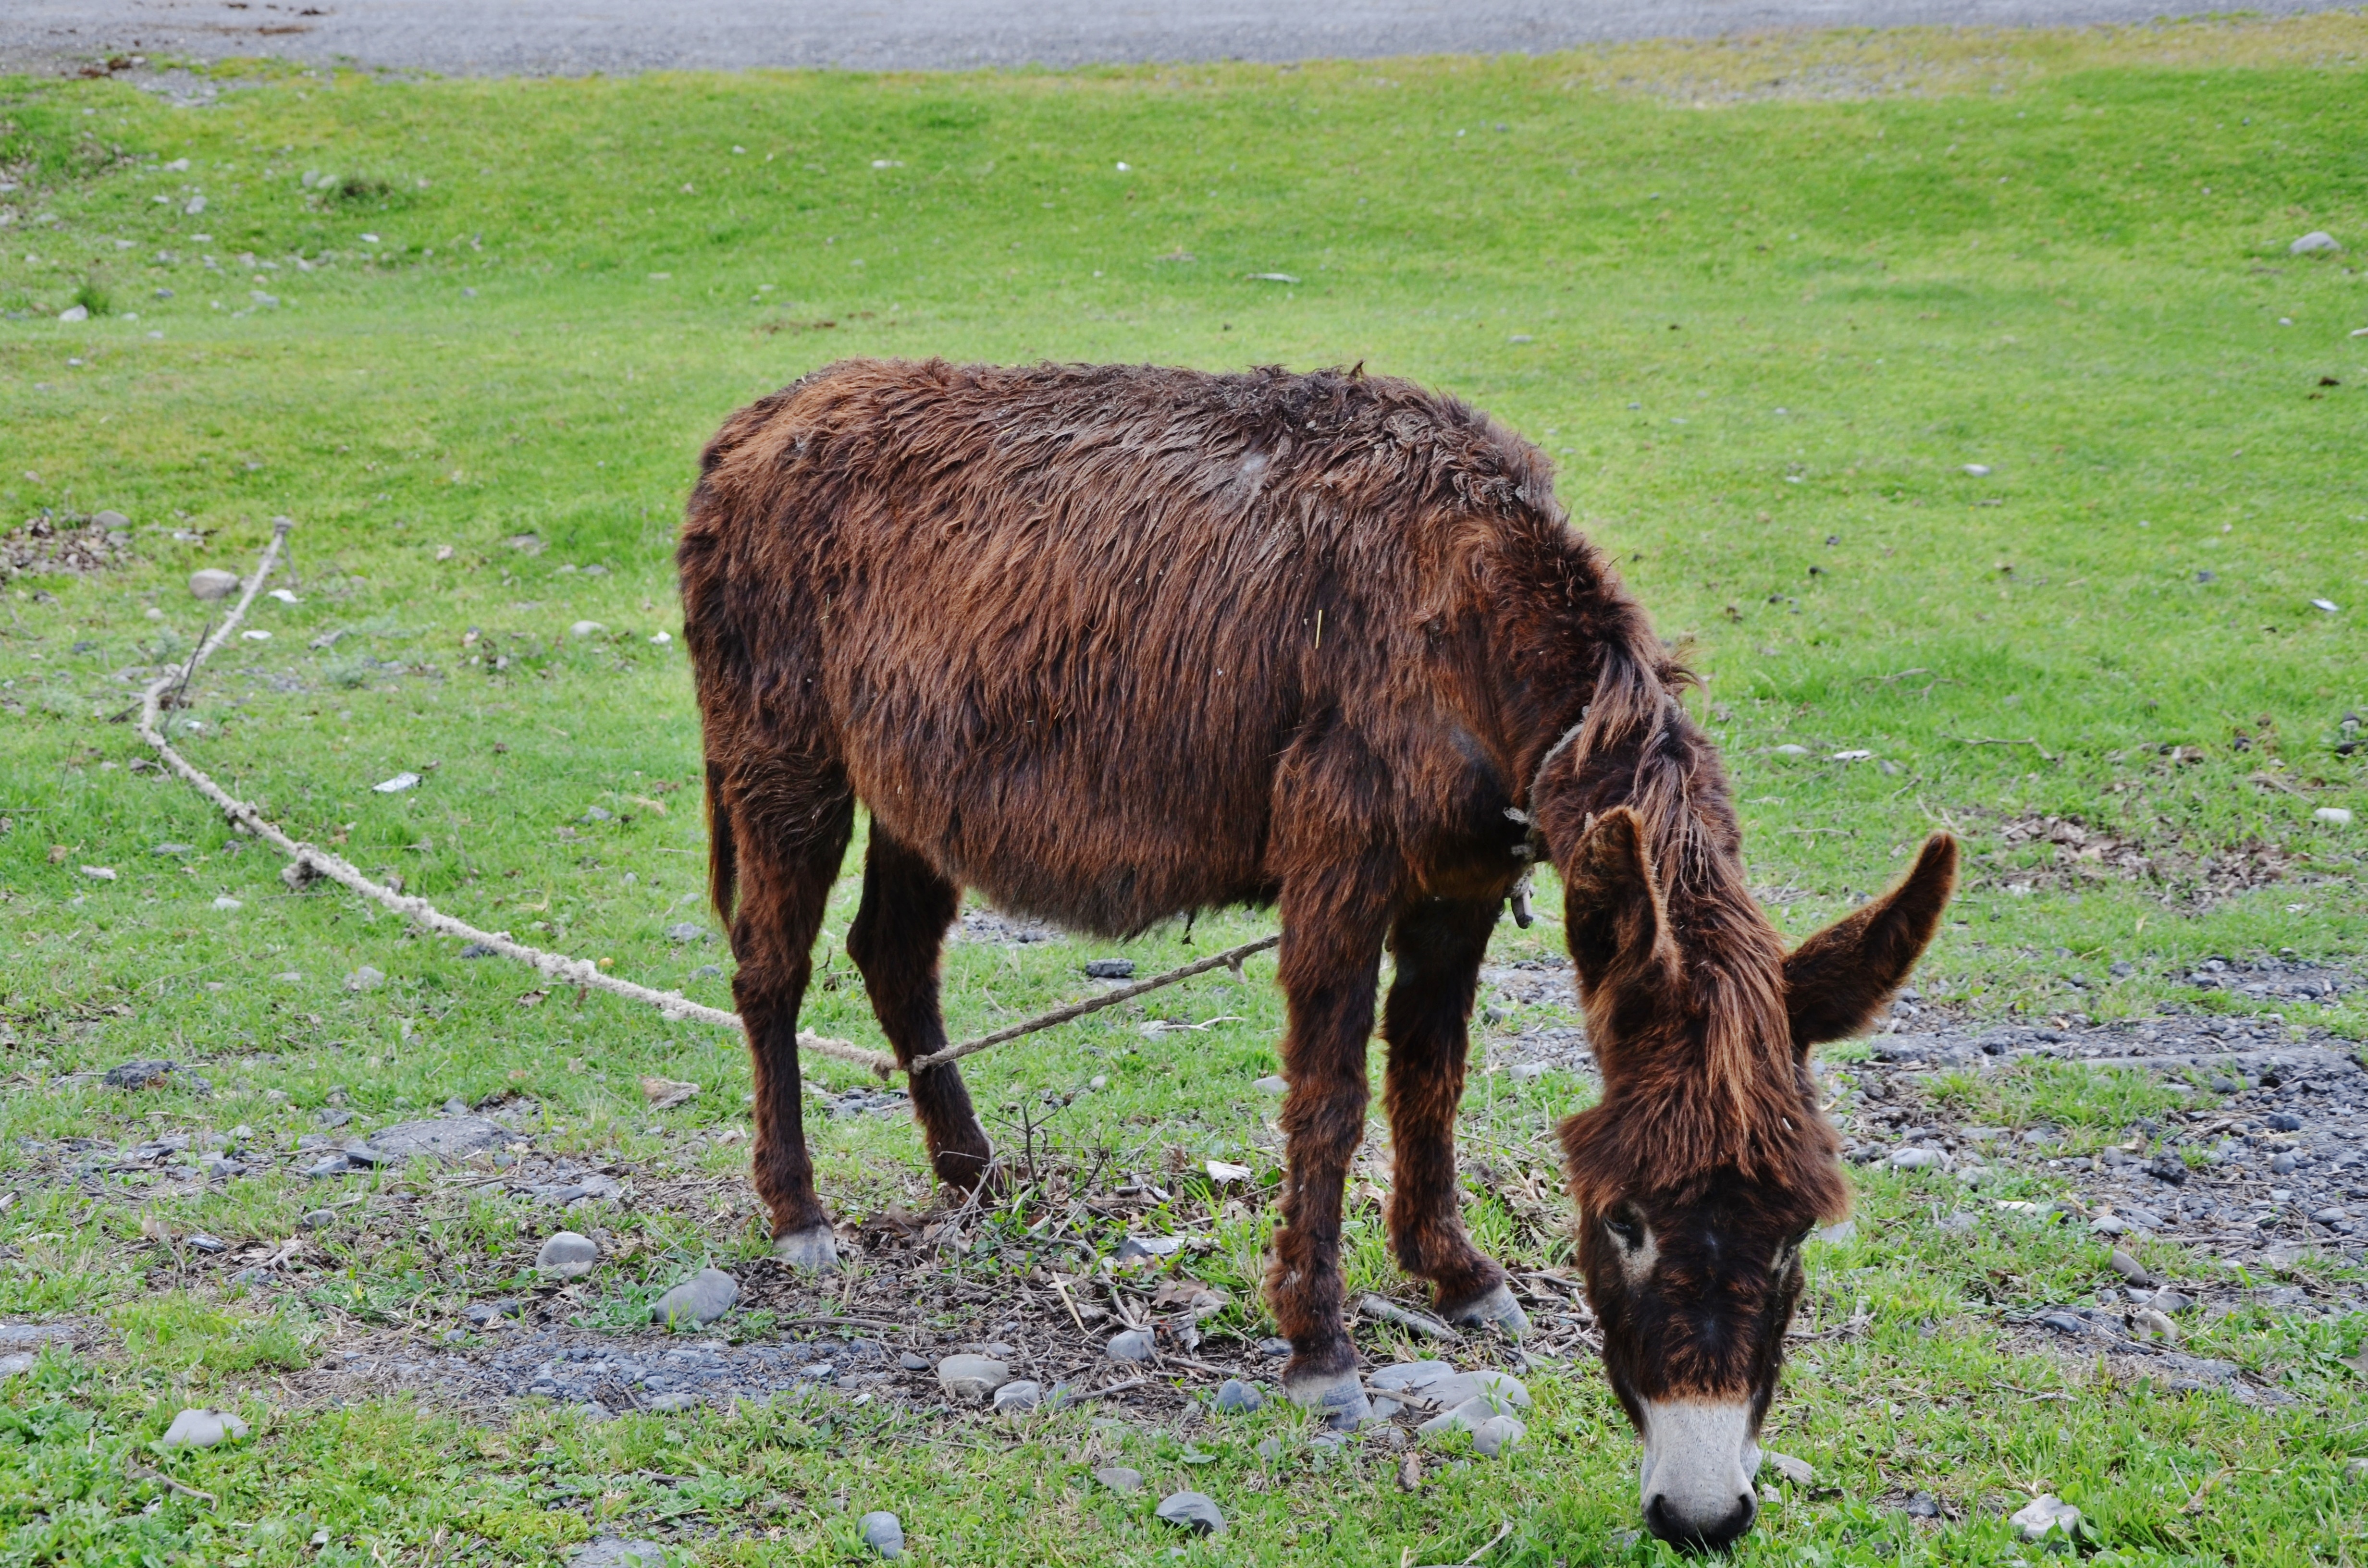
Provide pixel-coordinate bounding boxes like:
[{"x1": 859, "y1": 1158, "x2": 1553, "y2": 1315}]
[{"x1": 1522, "y1": 558, "x2": 1845, "y2": 1221}]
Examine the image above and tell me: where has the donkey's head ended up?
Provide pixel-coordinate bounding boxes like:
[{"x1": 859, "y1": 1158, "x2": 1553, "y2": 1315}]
[{"x1": 1554, "y1": 809, "x2": 1957, "y2": 1549}]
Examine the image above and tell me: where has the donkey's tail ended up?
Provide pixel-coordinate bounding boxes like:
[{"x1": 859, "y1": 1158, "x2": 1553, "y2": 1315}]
[{"x1": 704, "y1": 759, "x2": 739, "y2": 934}]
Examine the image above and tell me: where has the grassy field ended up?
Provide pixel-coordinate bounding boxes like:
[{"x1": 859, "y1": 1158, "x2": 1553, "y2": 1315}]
[{"x1": 2, "y1": 14, "x2": 2367, "y2": 1566}]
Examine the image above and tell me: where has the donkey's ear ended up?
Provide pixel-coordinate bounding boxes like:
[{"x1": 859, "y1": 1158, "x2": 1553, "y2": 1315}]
[
  {"x1": 1783, "y1": 833, "x2": 1959, "y2": 1048},
  {"x1": 1562, "y1": 807, "x2": 1676, "y2": 994}
]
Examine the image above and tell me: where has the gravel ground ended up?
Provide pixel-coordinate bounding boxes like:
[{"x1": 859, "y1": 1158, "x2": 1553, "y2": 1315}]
[
  {"x1": 12, "y1": 954, "x2": 2359, "y2": 1425},
  {"x1": 3, "y1": 0, "x2": 2360, "y2": 78}
]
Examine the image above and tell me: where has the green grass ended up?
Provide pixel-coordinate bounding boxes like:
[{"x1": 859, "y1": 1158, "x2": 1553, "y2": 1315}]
[{"x1": 2, "y1": 15, "x2": 2367, "y2": 1566}]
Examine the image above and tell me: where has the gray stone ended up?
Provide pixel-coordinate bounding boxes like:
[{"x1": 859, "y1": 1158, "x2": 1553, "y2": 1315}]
[
  {"x1": 1905, "y1": 1492, "x2": 1941, "y2": 1518},
  {"x1": 1084, "y1": 958, "x2": 1135, "y2": 979},
  {"x1": 2010, "y1": 1494, "x2": 2081, "y2": 1542},
  {"x1": 665, "y1": 922, "x2": 709, "y2": 943},
  {"x1": 160, "y1": 1408, "x2": 250, "y2": 1449},
  {"x1": 935, "y1": 1353, "x2": 1011, "y2": 1404},
  {"x1": 1887, "y1": 1146, "x2": 1945, "y2": 1170},
  {"x1": 104, "y1": 1060, "x2": 177, "y2": 1090},
  {"x1": 2290, "y1": 231, "x2": 2343, "y2": 255},
  {"x1": 300, "y1": 1208, "x2": 336, "y2": 1229},
  {"x1": 645, "y1": 1391, "x2": 701, "y2": 1413},
  {"x1": 1212, "y1": 1378, "x2": 1264, "y2": 1412},
  {"x1": 1155, "y1": 1491, "x2": 1225, "y2": 1535},
  {"x1": 898, "y1": 1351, "x2": 929, "y2": 1371},
  {"x1": 1105, "y1": 1328, "x2": 1156, "y2": 1362},
  {"x1": 1094, "y1": 1466, "x2": 1144, "y2": 1494},
  {"x1": 1469, "y1": 1413, "x2": 1526, "y2": 1457},
  {"x1": 1762, "y1": 1450, "x2": 1814, "y2": 1487},
  {"x1": 361, "y1": 1116, "x2": 509, "y2": 1162},
  {"x1": 1255, "y1": 1436, "x2": 1283, "y2": 1461},
  {"x1": 317, "y1": 1108, "x2": 354, "y2": 1129},
  {"x1": 0, "y1": 1353, "x2": 35, "y2": 1380},
  {"x1": 1253, "y1": 1074, "x2": 1287, "y2": 1094},
  {"x1": 571, "y1": 1539, "x2": 666, "y2": 1568},
  {"x1": 860, "y1": 1511, "x2": 905, "y2": 1558},
  {"x1": 2344, "y1": 1458, "x2": 2368, "y2": 1485},
  {"x1": 992, "y1": 1379, "x2": 1042, "y2": 1414},
  {"x1": 2108, "y1": 1250, "x2": 2152, "y2": 1286},
  {"x1": 345, "y1": 965, "x2": 385, "y2": 991},
  {"x1": 537, "y1": 1231, "x2": 600, "y2": 1280},
  {"x1": 93, "y1": 510, "x2": 130, "y2": 530},
  {"x1": 189, "y1": 568, "x2": 241, "y2": 601},
  {"x1": 201, "y1": 1155, "x2": 246, "y2": 1179},
  {"x1": 303, "y1": 1155, "x2": 351, "y2": 1179},
  {"x1": 1419, "y1": 1393, "x2": 1527, "y2": 1445},
  {"x1": 649, "y1": 1267, "x2": 738, "y2": 1327},
  {"x1": 460, "y1": 1299, "x2": 524, "y2": 1327}
]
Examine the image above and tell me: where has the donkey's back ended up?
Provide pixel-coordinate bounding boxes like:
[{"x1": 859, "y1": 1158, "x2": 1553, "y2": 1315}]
[{"x1": 680, "y1": 357, "x2": 1565, "y2": 937}]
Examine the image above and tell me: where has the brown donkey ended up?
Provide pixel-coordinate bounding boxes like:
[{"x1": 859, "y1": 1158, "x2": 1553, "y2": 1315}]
[{"x1": 681, "y1": 359, "x2": 1955, "y2": 1547}]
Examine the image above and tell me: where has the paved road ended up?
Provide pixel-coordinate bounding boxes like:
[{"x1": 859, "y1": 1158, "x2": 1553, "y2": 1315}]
[{"x1": 4, "y1": 0, "x2": 2358, "y2": 77}]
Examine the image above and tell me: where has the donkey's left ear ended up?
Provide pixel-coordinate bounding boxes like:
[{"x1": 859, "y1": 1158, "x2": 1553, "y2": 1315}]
[{"x1": 1782, "y1": 833, "x2": 1959, "y2": 1049}]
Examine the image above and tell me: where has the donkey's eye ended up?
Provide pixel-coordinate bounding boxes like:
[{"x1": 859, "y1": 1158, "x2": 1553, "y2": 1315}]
[{"x1": 1604, "y1": 1213, "x2": 1644, "y2": 1250}]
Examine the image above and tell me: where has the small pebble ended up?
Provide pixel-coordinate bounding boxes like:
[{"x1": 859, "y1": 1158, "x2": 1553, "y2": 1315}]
[
  {"x1": 935, "y1": 1354, "x2": 1010, "y2": 1403},
  {"x1": 1154, "y1": 1491, "x2": 1225, "y2": 1535},
  {"x1": 859, "y1": 1511, "x2": 905, "y2": 1559},
  {"x1": 570, "y1": 620, "x2": 606, "y2": 637},
  {"x1": 2010, "y1": 1494, "x2": 2081, "y2": 1542},
  {"x1": 992, "y1": 1379, "x2": 1041, "y2": 1414},
  {"x1": 1094, "y1": 1466, "x2": 1143, "y2": 1494},
  {"x1": 1762, "y1": 1450, "x2": 1815, "y2": 1487},
  {"x1": 2290, "y1": 230, "x2": 2343, "y2": 255},
  {"x1": 2107, "y1": 1250, "x2": 2152, "y2": 1286},
  {"x1": 345, "y1": 966, "x2": 385, "y2": 992},
  {"x1": 1253, "y1": 1074, "x2": 1287, "y2": 1094},
  {"x1": 300, "y1": 1208, "x2": 336, "y2": 1229},
  {"x1": 1905, "y1": 1493, "x2": 1941, "y2": 1518},
  {"x1": 898, "y1": 1351, "x2": 929, "y2": 1371},
  {"x1": 537, "y1": 1231, "x2": 600, "y2": 1281},
  {"x1": 212, "y1": 895, "x2": 243, "y2": 911},
  {"x1": 1212, "y1": 1378, "x2": 1264, "y2": 1413},
  {"x1": 160, "y1": 1408, "x2": 250, "y2": 1449},
  {"x1": 1105, "y1": 1328, "x2": 1156, "y2": 1363},
  {"x1": 189, "y1": 568, "x2": 240, "y2": 601},
  {"x1": 648, "y1": 1267, "x2": 737, "y2": 1328},
  {"x1": 571, "y1": 1539, "x2": 666, "y2": 1568},
  {"x1": 1084, "y1": 958, "x2": 1135, "y2": 979}
]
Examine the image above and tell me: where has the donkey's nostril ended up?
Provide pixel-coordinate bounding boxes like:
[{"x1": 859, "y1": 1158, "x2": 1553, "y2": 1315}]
[{"x1": 1644, "y1": 1492, "x2": 1759, "y2": 1552}]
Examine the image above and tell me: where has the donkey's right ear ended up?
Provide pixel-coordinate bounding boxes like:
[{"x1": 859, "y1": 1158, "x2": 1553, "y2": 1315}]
[{"x1": 1561, "y1": 807, "x2": 1675, "y2": 996}]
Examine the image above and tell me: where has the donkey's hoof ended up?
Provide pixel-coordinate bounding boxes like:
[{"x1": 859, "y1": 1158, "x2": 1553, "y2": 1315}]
[
  {"x1": 1282, "y1": 1366, "x2": 1371, "y2": 1430},
  {"x1": 770, "y1": 1223, "x2": 839, "y2": 1274},
  {"x1": 1440, "y1": 1282, "x2": 1530, "y2": 1338}
]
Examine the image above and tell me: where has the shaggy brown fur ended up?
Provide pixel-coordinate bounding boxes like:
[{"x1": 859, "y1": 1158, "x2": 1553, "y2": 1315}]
[{"x1": 679, "y1": 359, "x2": 1953, "y2": 1485}]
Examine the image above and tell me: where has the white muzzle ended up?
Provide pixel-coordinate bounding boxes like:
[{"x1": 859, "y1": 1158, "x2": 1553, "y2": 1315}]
[{"x1": 1638, "y1": 1399, "x2": 1761, "y2": 1548}]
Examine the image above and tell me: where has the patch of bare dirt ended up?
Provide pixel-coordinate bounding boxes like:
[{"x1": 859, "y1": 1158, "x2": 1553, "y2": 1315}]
[
  {"x1": 1968, "y1": 811, "x2": 2348, "y2": 907},
  {"x1": 1, "y1": 513, "x2": 136, "y2": 579}
]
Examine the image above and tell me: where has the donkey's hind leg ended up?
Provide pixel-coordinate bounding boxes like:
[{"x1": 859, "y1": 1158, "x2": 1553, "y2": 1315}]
[
  {"x1": 1382, "y1": 895, "x2": 1529, "y2": 1337},
  {"x1": 725, "y1": 780, "x2": 855, "y2": 1273},
  {"x1": 845, "y1": 825, "x2": 995, "y2": 1192}
]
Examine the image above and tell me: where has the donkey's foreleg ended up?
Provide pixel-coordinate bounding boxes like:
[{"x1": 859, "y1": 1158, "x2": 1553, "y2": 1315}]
[
  {"x1": 727, "y1": 793, "x2": 853, "y2": 1273},
  {"x1": 1382, "y1": 895, "x2": 1529, "y2": 1337},
  {"x1": 1264, "y1": 871, "x2": 1392, "y2": 1428},
  {"x1": 846, "y1": 826, "x2": 995, "y2": 1193}
]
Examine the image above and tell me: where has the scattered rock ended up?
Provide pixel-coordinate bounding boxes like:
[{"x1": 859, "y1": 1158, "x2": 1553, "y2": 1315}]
[
  {"x1": 898, "y1": 1351, "x2": 929, "y2": 1371},
  {"x1": 650, "y1": 1268, "x2": 738, "y2": 1328},
  {"x1": 189, "y1": 568, "x2": 240, "y2": 600},
  {"x1": 0, "y1": 1353, "x2": 35, "y2": 1380},
  {"x1": 1094, "y1": 1466, "x2": 1143, "y2": 1494},
  {"x1": 1887, "y1": 1146, "x2": 1945, "y2": 1170},
  {"x1": 1212, "y1": 1378, "x2": 1264, "y2": 1412},
  {"x1": 664, "y1": 922, "x2": 710, "y2": 943},
  {"x1": 299, "y1": 1209, "x2": 337, "y2": 1230},
  {"x1": 646, "y1": 1392, "x2": 700, "y2": 1412},
  {"x1": 211, "y1": 895, "x2": 242, "y2": 911},
  {"x1": 537, "y1": 1231, "x2": 600, "y2": 1281},
  {"x1": 860, "y1": 1511, "x2": 905, "y2": 1559},
  {"x1": 1469, "y1": 1413, "x2": 1527, "y2": 1457},
  {"x1": 1155, "y1": 1491, "x2": 1225, "y2": 1536},
  {"x1": 373, "y1": 772, "x2": 421, "y2": 795},
  {"x1": 159, "y1": 1408, "x2": 250, "y2": 1449},
  {"x1": 1084, "y1": 958, "x2": 1135, "y2": 980},
  {"x1": 361, "y1": 1117, "x2": 509, "y2": 1162},
  {"x1": 345, "y1": 966, "x2": 385, "y2": 992},
  {"x1": 571, "y1": 1539, "x2": 666, "y2": 1568},
  {"x1": 103, "y1": 1060, "x2": 176, "y2": 1090},
  {"x1": 2107, "y1": 1250, "x2": 2153, "y2": 1286},
  {"x1": 460, "y1": 942, "x2": 498, "y2": 958},
  {"x1": 2290, "y1": 231, "x2": 2343, "y2": 255},
  {"x1": 1905, "y1": 1492, "x2": 1942, "y2": 1518},
  {"x1": 2144, "y1": 1154, "x2": 2190, "y2": 1186},
  {"x1": 1105, "y1": 1329, "x2": 1156, "y2": 1363},
  {"x1": 1762, "y1": 1450, "x2": 1815, "y2": 1487},
  {"x1": 304, "y1": 1155, "x2": 352, "y2": 1179},
  {"x1": 2344, "y1": 1458, "x2": 2368, "y2": 1485},
  {"x1": 2010, "y1": 1494, "x2": 2082, "y2": 1542},
  {"x1": 935, "y1": 1354, "x2": 1011, "y2": 1403},
  {"x1": 2316, "y1": 807, "x2": 2354, "y2": 827},
  {"x1": 79, "y1": 865, "x2": 116, "y2": 882},
  {"x1": 1205, "y1": 1159, "x2": 1253, "y2": 1186},
  {"x1": 1813, "y1": 1219, "x2": 1857, "y2": 1245},
  {"x1": 1253, "y1": 1075, "x2": 1287, "y2": 1094},
  {"x1": 1962, "y1": 463, "x2": 1993, "y2": 477},
  {"x1": 569, "y1": 620, "x2": 606, "y2": 638},
  {"x1": 992, "y1": 1379, "x2": 1042, "y2": 1414}
]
